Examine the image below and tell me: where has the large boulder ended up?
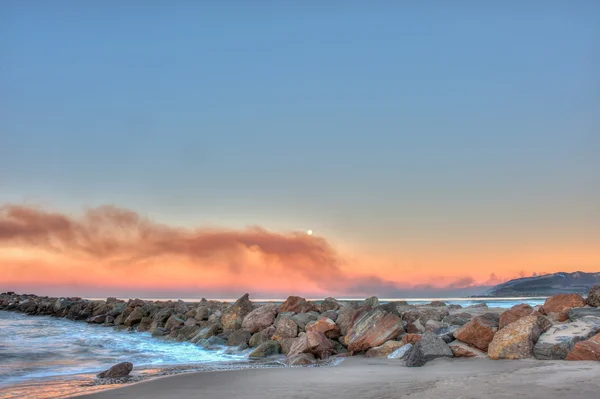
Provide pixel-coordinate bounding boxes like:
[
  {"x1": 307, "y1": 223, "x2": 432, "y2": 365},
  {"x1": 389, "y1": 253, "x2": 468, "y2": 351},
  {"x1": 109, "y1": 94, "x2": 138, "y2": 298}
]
[
  {"x1": 387, "y1": 344, "x2": 413, "y2": 359},
  {"x1": 454, "y1": 313, "x2": 499, "y2": 352},
  {"x1": 400, "y1": 333, "x2": 422, "y2": 346},
  {"x1": 449, "y1": 340, "x2": 486, "y2": 358},
  {"x1": 499, "y1": 304, "x2": 535, "y2": 329},
  {"x1": 288, "y1": 331, "x2": 334, "y2": 359},
  {"x1": 488, "y1": 314, "x2": 552, "y2": 359},
  {"x1": 249, "y1": 340, "x2": 281, "y2": 358},
  {"x1": 290, "y1": 313, "x2": 319, "y2": 331},
  {"x1": 567, "y1": 307, "x2": 600, "y2": 321},
  {"x1": 442, "y1": 313, "x2": 473, "y2": 327},
  {"x1": 587, "y1": 285, "x2": 600, "y2": 307},
  {"x1": 190, "y1": 323, "x2": 221, "y2": 343},
  {"x1": 405, "y1": 332, "x2": 453, "y2": 367},
  {"x1": 226, "y1": 329, "x2": 252, "y2": 347},
  {"x1": 345, "y1": 308, "x2": 404, "y2": 352},
  {"x1": 319, "y1": 297, "x2": 341, "y2": 312},
  {"x1": 336, "y1": 303, "x2": 359, "y2": 335},
  {"x1": 565, "y1": 334, "x2": 600, "y2": 361},
  {"x1": 249, "y1": 326, "x2": 276, "y2": 347},
  {"x1": 361, "y1": 296, "x2": 379, "y2": 308},
  {"x1": 278, "y1": 296, "x2": 318, "y2": 313},
  {"x1": 540, "y1": 294, "x2": 586, "y2": 322},
  {"x1": 97, "y1": 362, "x2": 133, "y2": 379},
  {"x1": 534, "y1": 316, "x2": 600, "y2": 359},
  {"x1": 242, "y1": 304, "x2": 278, "y2": 333},
  {"x1": 272, "y1": 317, "x2": 299, "y2": 340},
  {"x1": 306, "y1": 317, "x2": 337, "y2": 336},
  {"x1": 221, "y1": 294, "x2": 254, "y2": 330},
  {"x1": 365, "y1": 340, "x2": 404, "y2": 358}
]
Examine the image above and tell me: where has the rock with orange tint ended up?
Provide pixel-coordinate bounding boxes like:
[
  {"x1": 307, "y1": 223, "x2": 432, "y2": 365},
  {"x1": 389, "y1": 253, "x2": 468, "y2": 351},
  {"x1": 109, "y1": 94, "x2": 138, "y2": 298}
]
[
  {"x1": 345, "y1": 308, "x2": 404, "y2": 352},
  {"x1": 278, "y1": 296, "x2": 319, "y2": 314},
  {"x1": 288, "y1": 331, "x2": 334, "y2": 359},
  {"x1": 540, "y1": 294, "x2": 586, "y2": 322},
  {"x1": 454, "y1": 313, "x2": 499, "y2": 352},
  {"x1": 488, "y1": 314, "x2": 552, "y2": 359},
  {"x1": 400, "y1": 333, "x2": 422, "y2": 346},
  {"x1": 242, "y1": 304, "x2": 278, "y2": 333},
  {"x1": 534, "y1": 316, "x2": 600, "y2": 359},
  {"x1": 220, "y1": 293, "x2": 254, "y2": 330},
  {"x1": 306, "y1": 317, "x2": 336, "y2": 334},
  {"x1": 499, "y1": 304, "x2": 535, "y2": 329},
  {"x1": 449, "y1": 340, "x2": 486, "y2": 358},
  {"x1": 365, "y1": 340, "x2": 404, "y2": 358},
  {"x1": 565, "y1": 334, "x2": 600, "y2": 360}
]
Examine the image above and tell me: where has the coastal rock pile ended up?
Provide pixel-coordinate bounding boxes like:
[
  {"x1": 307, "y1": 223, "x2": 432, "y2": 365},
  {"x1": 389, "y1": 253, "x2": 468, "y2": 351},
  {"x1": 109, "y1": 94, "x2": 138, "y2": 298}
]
[{"x1": 1, "y1": 285, "x2": 599, "y2": 368}]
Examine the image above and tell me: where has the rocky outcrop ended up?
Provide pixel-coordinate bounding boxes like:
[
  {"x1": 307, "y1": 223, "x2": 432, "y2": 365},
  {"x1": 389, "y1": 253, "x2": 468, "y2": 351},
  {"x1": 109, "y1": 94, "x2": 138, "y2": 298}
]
[
  {"x1": 405, "y1": 332, "x2": 453, "y2": 367},
  {"x1": 488, "y1": 314, "x2": 552, "y2": 359},
  {"x1": 540, "y1": 294, "x2": 586, "y2": 322},
  {"x1": 278, "y1": 296, "x2": 318, "y2": 313},
  {"x1": 249, "y1": 340, "x2": 281, "y2": 358},
  {"x1": 221, "y1": 294, "x2": 254, "y2": 330},
  {"x1": 97, "y1": 362, "x2": 133, "y2": 378},
  {"x1": 365, "y1": 340, "x2": 404, "y2": 358},
  {"x1": 345, "y1": 308, "x2": 403, "y2": 352},
  {"x1": 498, "y1": 304, "x2": 535, "y2": 329},
  {"x1": 587, "y1": 285, "x2": 600, "y2": 307},
  {"x1": 454, "y1": 313, "x2": 499, "y2": 352},
  {"x1": 534, "y1": 317, "x2": 600, "y2": 359},
  {"x1": 242, "y1": 304, "x2": 278, "y2": 333},
  {"x1": 565, "y1": 334, "x2": 600, "y2": 360}
]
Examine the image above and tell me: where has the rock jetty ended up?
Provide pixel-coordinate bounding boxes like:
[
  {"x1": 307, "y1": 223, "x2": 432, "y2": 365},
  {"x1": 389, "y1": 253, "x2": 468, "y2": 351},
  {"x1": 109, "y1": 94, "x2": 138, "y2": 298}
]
[{"x1": 1, "y1": 286, "x2": 599, "y2": 367}]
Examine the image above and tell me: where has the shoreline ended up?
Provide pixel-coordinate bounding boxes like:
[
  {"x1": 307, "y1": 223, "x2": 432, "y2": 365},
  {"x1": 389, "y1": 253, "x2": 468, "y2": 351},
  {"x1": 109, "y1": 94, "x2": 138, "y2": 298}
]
[{"x1": 72, "y1": 356, "x2": 600, "y2": 399}]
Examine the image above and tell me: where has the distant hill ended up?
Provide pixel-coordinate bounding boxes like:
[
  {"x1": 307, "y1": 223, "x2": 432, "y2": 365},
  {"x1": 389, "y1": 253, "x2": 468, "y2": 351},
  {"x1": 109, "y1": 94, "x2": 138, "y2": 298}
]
[{"x1": 479, "y1": 271, "x2": 600, "y2": 297}]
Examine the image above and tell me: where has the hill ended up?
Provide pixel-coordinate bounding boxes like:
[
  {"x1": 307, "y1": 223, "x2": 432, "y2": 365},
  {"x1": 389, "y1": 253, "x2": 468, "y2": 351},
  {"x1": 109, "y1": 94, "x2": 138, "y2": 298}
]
[{"x1": 479, "y1": 271, "x2": 600, "y2": 297}]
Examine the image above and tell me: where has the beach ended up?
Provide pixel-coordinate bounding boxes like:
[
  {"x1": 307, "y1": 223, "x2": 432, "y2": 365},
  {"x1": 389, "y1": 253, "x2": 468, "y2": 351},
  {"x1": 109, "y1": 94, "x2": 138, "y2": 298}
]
[{"x1": 75, "y1": 356, "x2": 600, "y2": 399}]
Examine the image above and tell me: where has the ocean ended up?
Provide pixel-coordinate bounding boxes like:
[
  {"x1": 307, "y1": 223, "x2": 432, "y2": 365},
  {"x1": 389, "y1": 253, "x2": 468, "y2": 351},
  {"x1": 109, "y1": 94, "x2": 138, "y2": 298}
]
[{"x1": 0, "y1": 297, "x2": 546, "y2": 398}]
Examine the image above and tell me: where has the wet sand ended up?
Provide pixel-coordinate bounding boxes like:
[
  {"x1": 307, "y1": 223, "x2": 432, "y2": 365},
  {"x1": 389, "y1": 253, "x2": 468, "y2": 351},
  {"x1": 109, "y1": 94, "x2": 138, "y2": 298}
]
[{"x1": 75, "y1": 357, "x2": 600, "y2": 399}]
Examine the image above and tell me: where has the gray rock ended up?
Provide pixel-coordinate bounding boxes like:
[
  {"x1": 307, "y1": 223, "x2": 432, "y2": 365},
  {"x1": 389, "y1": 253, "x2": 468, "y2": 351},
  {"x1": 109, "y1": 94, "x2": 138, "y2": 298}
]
[
  {"x1": 586, "y1": 285, "x2": 600, "y2": 307},
  {"x1": 442, "y1": 313, "x2": 473, "y2": 326},
  {"x1": 97, "y1": 362, "x2": 133, "y2": 378},
  {"x1": 388, "y1": 343, "x2": 413, "y2": 359},
  {"x1": 286, "y1": 353, "x2": 317, "y2": 366},
  {"x1": 533, "y1": 316, "x2": 600, "y2": 359},
  {"x1": 291, "y1": 313, "x2": 319, "y2": 331},
  {"x1": 249, "y1": 340, "x2": 281, "y2": 358},
  {"x1": 361, "y1": 296, "x2": 379, "y2": 308},
  {"x1": 567, "y1": 307, "x2": 600, "y2": 321},
  {"x1": 405, "y1": 332, "x2": 453, "y2": 367},
  {"x1": 197, "y1": 336, "x2": 227, "y2": 349},
  {"x1": 249, "y1": 326, "x2": 276, "y2": 347},
  {"x1": 226, "y1": 329, "x2": 252, "y2": 347}
]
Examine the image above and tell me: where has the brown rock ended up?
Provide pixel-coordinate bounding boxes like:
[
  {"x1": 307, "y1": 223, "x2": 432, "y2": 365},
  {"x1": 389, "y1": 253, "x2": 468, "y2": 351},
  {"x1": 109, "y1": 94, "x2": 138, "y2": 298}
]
[
  {"x1": 278, "y1": 296, "x2": 319, "y2": 313},
  {"x1": 587, "y1": 285, "x2": 600, "y2": 307},
  {"x1": 241, "y1": 304, "x2": 278, "y2": 333},
  {"x1": 221, "y1": 294, "x2": 254, "y2": 330},
  {"x1": 272, "y1": 317, "x2": 298, "y2": 340},
  {"x1": 345, "y1": 308, "x2": 404, "y2": 352},
  {"x1": 278, "y1": 337, "x2": 297, "y2": 355},
  {"x1": 454, "y1": 314, "x2": 499, "y2": 352},
  {"x1": 336, "y1": 303, "x2": 359, "y2": 336},
  {"x1": 540, "y1": 294, "x2": 586, "y2": 322},
  {"x1": 499, "y1": 304, "x2": 535, "y2": 329},
  {"x1": 96, "y1": 362, "x2": 133, "y2": 378},
  {"x1": 565, "y1": 334, "x2": 600, "y2": 360},
  {"x1": 288, "y1": 331, "x2": 334, "y2": 359},
  {"x1": 306, "y1": 317, "x2": 336, "y2": 334},
  {"x1": 449, "y1": 340, "x2": 487, "y2": 358},
  {"x1": 488, "y1": 314, "x2": 552, "y2": 359},
  {"x1": 400, "y1": 333, "x2": 422, "y2": 346},
  {"x1": 365, "y1": 340, "x2": 404, "y2": 358},
  {"x1": 249, "y1": 326, "x2": 276, "y2": 347}
]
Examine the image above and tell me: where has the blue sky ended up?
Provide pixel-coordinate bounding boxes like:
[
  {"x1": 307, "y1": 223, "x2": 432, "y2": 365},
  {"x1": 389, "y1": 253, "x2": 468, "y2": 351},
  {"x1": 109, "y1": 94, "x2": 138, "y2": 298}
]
[{"x1": 1, "y1": 2, "x2": 599, "y2": 289}]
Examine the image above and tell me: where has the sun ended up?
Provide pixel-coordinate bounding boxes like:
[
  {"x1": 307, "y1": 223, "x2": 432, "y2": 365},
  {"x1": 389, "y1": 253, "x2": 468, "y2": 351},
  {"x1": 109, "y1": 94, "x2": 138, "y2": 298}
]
[{"x1": 307, "y1": 230, "x2": 313, "y2": 236}]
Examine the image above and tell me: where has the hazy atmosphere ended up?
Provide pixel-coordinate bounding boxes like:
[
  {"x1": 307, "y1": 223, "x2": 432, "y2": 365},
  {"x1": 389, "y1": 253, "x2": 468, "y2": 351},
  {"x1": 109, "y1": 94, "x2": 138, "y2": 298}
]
[{"x1": 1, "y1": 2, "x2": 599, "y2": 298}]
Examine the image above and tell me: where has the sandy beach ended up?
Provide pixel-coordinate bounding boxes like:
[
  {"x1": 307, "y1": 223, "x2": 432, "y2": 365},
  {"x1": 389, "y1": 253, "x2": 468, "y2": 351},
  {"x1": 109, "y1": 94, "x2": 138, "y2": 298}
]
[{"x1": 76, "y1": 357, "x2": 600, "y2": 399}]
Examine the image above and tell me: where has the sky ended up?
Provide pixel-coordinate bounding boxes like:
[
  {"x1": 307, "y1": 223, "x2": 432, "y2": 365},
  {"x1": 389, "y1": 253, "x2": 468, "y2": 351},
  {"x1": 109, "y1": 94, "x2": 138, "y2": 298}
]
[{"x1": 1, "y1": 2, "x2": 599, "y2": 299}]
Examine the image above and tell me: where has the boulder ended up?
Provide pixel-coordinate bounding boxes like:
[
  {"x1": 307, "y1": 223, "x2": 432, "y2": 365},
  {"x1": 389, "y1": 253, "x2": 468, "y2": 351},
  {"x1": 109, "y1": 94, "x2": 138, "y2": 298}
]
[
  {"x1": 587, "y1": 285, "x2": 600, "y2": 307},
  {"x1": 97, "y1": 362, "x2": 133, "y2": 379},
  {"x1": 242, "y1": 304, "x2": 278, "y2": 333},
  {"x1": 249, "y1": 340, "x2": 281, "y2": 358},
  {"x1": 194, "y1": 307, "x2": 210, "y2": 321},
  {"x1": 197, "y1": 336, "x2": 227, "y2": 349},
  {"x1": 336, "y1": 303, "x2": 359, "y2": 335},
  {"x1": 534, "y1": 316, "x2": 600, "y2": 359},
  {"x1": 365, "y1": 340, "x2": 404, "y2": 358},
  {"x1": 184, "y1": 318, "x2": 198, "y2": 327},
  {"x1": 400, "y1": 333, "x2": 422, "y2": 346},
  {"x1": 306, "y1": 317, "x2": 337, "y2": 335},
  {"x1": 288, "y1": 331, "x2": 334, "y2": 359},
  {"x1": 567, "y1": 307, "x2": 600, "y2": 321},
  {"x1": 449, "y1": 340, "x2": 486, "y2": 358},
  {"x1": 272, "y1": 317, "x2": 299, "y2": 340},
  {"x1": 454, "y1": 313, "x2": 499, "y2": 352},
  {"x1": 137, "y1": 317, "x2": 153, "y2": 332},
  {"x1": 442, "y1": 313, "x2": 473, "y2": 327},
  {"x1": 499, "y1": 304, "x2": 535, "y2": 329},
  {"x1": 360, "y1": 296, "x2": 379, "y2": 308},
  {"x1": 175, "y1": 325, "x2": 201, "y2": 342},
  {"x1": 278, "y1": 337, "x2": 297, "y2": 355},
  {"x1": 278, "y1": 296, "x2": 318, "y2": 313},
  {"x1": 405, "y1": 332, "x2": 453, "y2": 367},
  {"x1": 322, "y1": 310, "x2": 338, "y2": 321},
  {"x1": 428, "y1": 301, "x2": 447, "y2": 307},
  {"x1": 488, "y1": 314, "x2": 552, "y2": 359},
  {"x1": 540, "y1": 294, "x2": 586, "y2": 322},
  {"x1": 425, "y1": 320, "x2": 442, "y2": 333},
  {"x1": 320, "y1": 297, "x2": 341, "y2": 312},
  {"x1": 190, "y1": 323, "x2": 221, "y2": 343},
  {"x1": 249, "y1": 326, "x2": 276, "y2": 347},
  {"x1": 565, "y1": 334, "x2": 600, "y2": 361},
  {"x1": 286, "y1": 353, "x2": 317, "y2": 366},
  {"x1": 221, "y1": 294, "x2": 254, "y2": 330},
  {"x1": 290, "y1": 313, "x2": 318, "y2": 331},
  {"x1": 387, "y1": 343, "x2": 413, "y2": 359},
  {"x1": 226, "y1": 329, "x2": 252, "y2": 347},
  {"x1": 345, "y1": 308, "x2": 404, "y2": 352},
  {"x1": 86, "y1": 315, "x2": 107, "y2": 324},
  {"x1": 405, "y1": 319, "x2": 425, "y2": 334}
]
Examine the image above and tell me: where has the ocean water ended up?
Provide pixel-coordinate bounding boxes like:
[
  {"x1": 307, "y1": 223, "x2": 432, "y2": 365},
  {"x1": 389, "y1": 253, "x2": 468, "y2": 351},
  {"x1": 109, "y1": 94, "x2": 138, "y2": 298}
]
[{"x1": 0, "y1": 297, "x2": 546, "y2": 398}]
